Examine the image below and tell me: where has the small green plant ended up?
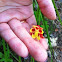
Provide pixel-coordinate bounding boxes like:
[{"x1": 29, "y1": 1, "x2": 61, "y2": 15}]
[{"x1": 0, "y1": 39, "x2": 13, "y2": 62}]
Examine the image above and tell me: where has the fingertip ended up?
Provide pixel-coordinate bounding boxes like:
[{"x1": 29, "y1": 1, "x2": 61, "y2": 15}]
[
  {"x1": 29, "y1": 40, "x2": 48, "y2": 62},
  {"x1": 45, "y1": 9, "x2": 56, "y2": 20},
  {"x1": 35, "y1": 48, "x2": 48, "y2": 62},
  {"x1": 8, "y1": 38, "x2": 28, "y2": 58},
  {"x1": 40, "y1": 38, "x2": 48, "y2": 50},
  {"x1": 52, "y1": 14, "x2": 56, "y2": 20},
  {"x1": 37, "y1": 0, "x2": 56, "y2": 20}
]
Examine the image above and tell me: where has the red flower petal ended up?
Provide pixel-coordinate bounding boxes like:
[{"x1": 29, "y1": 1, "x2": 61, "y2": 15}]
[
  {"x1": 39, "y1": 29, "x2": 42, "y2": 33},
  {"x1": 39, "y1": 27, "x2": 43, "y2": 30},
  {"x1": 37, "y1": 25, "x2": 40, "y2": 27},
  {"x1": 36, "y1": 27, "x2": 39, "y2": 30},
  {"x1": 39, "y1": 34, "x2": 44, "y2": 38},
  {"x1": 30, "y1": 33, "x2": 32, "y2": 35},
  {"x1": 32, "y1": 28, "x2": 35, "y2": 31}
]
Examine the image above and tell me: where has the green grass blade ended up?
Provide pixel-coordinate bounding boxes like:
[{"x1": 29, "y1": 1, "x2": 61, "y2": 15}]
[
  {"x1": 10, "y1": 52, "x2": 19, "y2": 61},
  {"x1": 7, "y1": 44, "x2": 10, "y2": 58},
  {"x1": 52, "y1": 0, "x2": 62, "y2": 25},
  {"x1": 2, "y1": 39, "x2": 7, "y2": 62},
  {"x1": 32, "y1": 57, "x2": 34, "y2": 62},
  {"x1": 19, "y1": 56, "x2": 21, "y2": 62},
  {"x1": 30, "y1": 56, "x2": 32, "y2": 62}
]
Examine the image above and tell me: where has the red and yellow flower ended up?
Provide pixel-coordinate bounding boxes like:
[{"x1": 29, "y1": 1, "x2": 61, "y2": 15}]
[{"x1": 30, "y1": 25, "x2": 44, "y2": 40}]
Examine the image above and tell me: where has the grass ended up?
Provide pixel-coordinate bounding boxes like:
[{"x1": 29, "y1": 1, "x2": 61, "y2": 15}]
[
  {"x1": 0, "y1": 0, "x2": 62, "y2": 62},
  {"x1": 0, "y1": 39, "x2": 13, "y2": 62},
  {"x1": 52, "y1": 0, "x2": 62, "y2": 25}
]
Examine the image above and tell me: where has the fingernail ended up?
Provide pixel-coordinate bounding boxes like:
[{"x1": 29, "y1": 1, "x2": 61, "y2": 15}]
[{"x1": 24, "y1": 56, "x2": 29, "y2": 59}]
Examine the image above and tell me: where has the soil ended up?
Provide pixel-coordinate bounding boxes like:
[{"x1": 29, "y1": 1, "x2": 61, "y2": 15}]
[{"x1": 48, "y1": 0, "x2": 62, "y2": 62}]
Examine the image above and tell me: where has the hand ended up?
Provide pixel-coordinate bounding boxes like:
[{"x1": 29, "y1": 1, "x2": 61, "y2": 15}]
[{"x1": 0, "y1": 0, "x2": 56, "y2": 62}]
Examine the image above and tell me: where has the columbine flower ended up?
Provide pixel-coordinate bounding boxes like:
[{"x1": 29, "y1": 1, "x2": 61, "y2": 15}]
[{"x1": 30, "y1": 25, "x2": 44, "y2": 40}]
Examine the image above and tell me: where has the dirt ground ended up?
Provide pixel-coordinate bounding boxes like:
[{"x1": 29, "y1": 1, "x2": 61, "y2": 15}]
[{"x1": 48, "y1": 0, "x2": 62, "y2": 62}]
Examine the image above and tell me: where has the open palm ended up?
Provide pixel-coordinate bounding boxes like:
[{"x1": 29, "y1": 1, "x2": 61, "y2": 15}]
[{"x1": 0, "y1": 0, "x2": 56, "y2": 62}]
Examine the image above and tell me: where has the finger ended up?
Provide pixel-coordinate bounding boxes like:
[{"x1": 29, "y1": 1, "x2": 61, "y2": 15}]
[
  {"x1": 26, "y1": 15, "x2": 37, "y2": 28},
  {"x1": 37, "y1": 0, "x2": 56, "y2": 20},
  {"x1": 0, "y1": 23, "x2": 28, "y2": 57},
  {"x1": 8, "y1": 19, "x2": 47, "y2": 62},
  {"x1": 21, "y1": 21, "x2": 30, "y2": 33},
  {"x1": 39, "y1": 38, "x2": 48, "y2": 50}
]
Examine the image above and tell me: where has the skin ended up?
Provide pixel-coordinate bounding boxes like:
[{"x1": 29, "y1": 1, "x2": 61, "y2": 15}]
[{"x1": 0, "y1": 0, "x2": 56, "y2": 62}]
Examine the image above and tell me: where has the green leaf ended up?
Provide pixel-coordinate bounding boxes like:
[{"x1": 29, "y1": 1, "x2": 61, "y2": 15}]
[
  {"x1": 7, "y1": 59, "x2": 13, "y2": 62},
  {"x1": 0, "y1": 58, "x2": 5, "y2": 61},
  {"x1": 0, "y1": 52, "x2": 3, "y2": 58}
]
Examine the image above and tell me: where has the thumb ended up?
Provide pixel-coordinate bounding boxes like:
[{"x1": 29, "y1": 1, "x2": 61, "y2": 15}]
[{"x1": 37, "y1": 0, "x2": 56, "y2": 20}]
